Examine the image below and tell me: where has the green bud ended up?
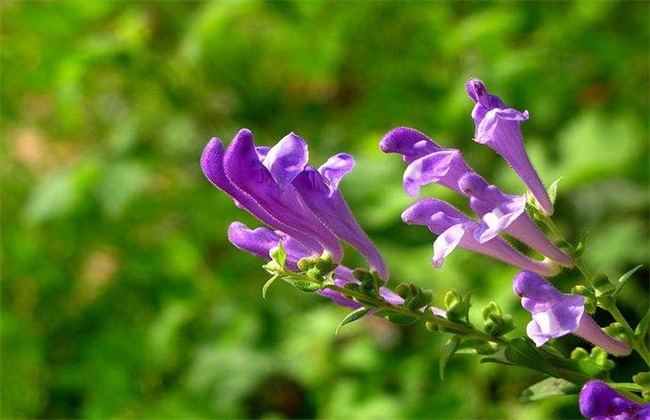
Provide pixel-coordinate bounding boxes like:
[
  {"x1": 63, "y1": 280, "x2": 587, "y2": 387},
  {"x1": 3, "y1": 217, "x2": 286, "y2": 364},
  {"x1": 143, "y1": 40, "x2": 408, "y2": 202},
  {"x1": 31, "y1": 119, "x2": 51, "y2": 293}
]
[
  {"x1": 593, "y1": 274, "x2": 614, "y2": 297},
  {"x1": 396, "y1": 283, "x2": 410, "y2": 299},
  {"x1": 633, "y1": 372, "x2": 650, "y2": 400},
  {"x1": 481, "y1": 302, "x2": 501, "y2": 322},
  {"x1": 604, "y1": 322, "x2": 628, "y2": 341},
  {"x1": 425, "y1": 320, "x2": 440, "y2": 332},
  {"x1": 571, "y1": 347, "x2": 590, "y2": 360},
  {"x1": 444, "y1": 289, "x2": 462, "y2": 310},
  {"x1": 484, "y1": 320, "x2": 496, "y2": 335}
]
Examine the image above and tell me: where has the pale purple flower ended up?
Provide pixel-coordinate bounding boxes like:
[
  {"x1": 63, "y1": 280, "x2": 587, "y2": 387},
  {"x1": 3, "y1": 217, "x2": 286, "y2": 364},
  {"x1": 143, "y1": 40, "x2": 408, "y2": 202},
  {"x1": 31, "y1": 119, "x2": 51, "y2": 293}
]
[
  {"x1": 402, "y1": 198, "x2": 559, "y2": 276},
  {"x1": 513, "y1": 271, "x2": 631, "y2": 356},
  {"x1": 380, "y1": 127, "x2": 474, "y2": 197},
  {"x1": 227, "y1": 222, "x2": 400, "y2": 308},
  {"x1": 201, "y1": 129, "x2": 387, "y2": 278},
  {"x1": 579, "y1": 380, "x2": 649, "y2": 420},
  {"x1": 466, "y1": 79, "x2": 554, "y2": 215},
  {"x1": 459, "y1": 173, "x2": 573, "y2": 267}
]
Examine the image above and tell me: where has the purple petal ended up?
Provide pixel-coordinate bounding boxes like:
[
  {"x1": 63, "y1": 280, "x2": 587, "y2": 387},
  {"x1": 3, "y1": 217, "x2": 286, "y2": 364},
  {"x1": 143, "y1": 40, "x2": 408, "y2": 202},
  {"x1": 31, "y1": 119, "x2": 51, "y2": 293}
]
[
  {"x1": 222, "y1": 129, "x2": 343, "y2": 260},
  {"x1": 513, "y1": 271, "x2": 629, "y2": 354},
  {"x1": 262, "y1": 132, "x2": 309, "y2": 190},
  {"x1": 293, "y1": 167, "x2": 388, "y2": 279},
  {"x1": 403, "y1": 150, "x2": 473, "y2": 197},
  {"x1": 580, "y1": 381, "x2": 647, "y2": 420},
  {"x1": 460, "y1": 171, "x2": 573, "y2": 266},
  {"x1": 227, "y1": 222, "x2": 311, "y2": 268},
  {"x1": 200, "y1": 135, "x2": 324, "y2": 254},
  {"x1": 379, "y1": 127, "x2": 443, "y2": 164},
  {"x1": 432, "y1": 224, "x2": 465, "y2": 268},
  {"x1": 403, "y1": 199, "x2": 559, "y2": 276},
  {"x1": 318, "y1": 153, "x2": 355, "y2": 192},
  {"x1": 466, "y1": 79, "x2": 553, "y2": 215}
]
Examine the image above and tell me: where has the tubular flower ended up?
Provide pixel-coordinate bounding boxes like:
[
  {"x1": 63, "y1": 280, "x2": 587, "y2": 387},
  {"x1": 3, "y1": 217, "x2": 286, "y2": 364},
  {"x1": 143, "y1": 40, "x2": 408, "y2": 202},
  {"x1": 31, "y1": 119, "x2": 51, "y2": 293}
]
[
  {"x1": 465, "y1": 79, "x2": 554, "y2": 215},
  {"x1": 200, "y1": 129, "x2": 387, "y2": 278},
  {"x1": 579, "y1": 380, "x2": 649, "y2": 420},
  {"x1": 458, "y1": 173, "x2": 573, "y2": 267},
  {"x1": 402, "y1": 198, "x2": 559, "y2": 276},
  {"x1": 513, "y1": 271, "x2": 631, "y2": 356},
  {"x1": 380, "y1": 127, "x2": 474, "y2": 197},
  {"x1": 227, "y1": 222, "x2": 401, "y2": 309}
]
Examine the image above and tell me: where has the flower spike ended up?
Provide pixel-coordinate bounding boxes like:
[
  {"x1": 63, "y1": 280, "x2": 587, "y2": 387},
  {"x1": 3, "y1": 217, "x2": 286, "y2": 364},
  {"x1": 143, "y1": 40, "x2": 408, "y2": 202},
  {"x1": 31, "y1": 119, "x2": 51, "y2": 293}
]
[{"x1": 465, "y1": 79, "x2": 554, "y2": 215}]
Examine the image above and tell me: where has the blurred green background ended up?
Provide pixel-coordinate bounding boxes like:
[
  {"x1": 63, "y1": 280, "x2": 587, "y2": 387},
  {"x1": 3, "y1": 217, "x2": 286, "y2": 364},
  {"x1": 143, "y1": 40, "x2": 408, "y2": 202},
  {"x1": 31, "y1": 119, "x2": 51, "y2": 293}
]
[{"x1": 2, "y1": 1, "x2": 648, "y2": 419}]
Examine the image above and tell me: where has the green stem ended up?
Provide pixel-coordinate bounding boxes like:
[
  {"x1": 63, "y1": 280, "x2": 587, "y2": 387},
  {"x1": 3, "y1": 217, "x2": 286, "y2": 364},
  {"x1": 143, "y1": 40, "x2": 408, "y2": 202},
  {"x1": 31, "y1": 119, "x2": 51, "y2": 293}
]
[{"x1": 323, "y1": 284, "x2": 508, "y2": 345}]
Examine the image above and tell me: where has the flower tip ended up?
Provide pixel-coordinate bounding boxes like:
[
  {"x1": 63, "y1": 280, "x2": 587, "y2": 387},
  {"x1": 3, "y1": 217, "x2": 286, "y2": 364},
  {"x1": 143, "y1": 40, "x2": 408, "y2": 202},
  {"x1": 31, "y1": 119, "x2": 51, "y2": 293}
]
[{"x1": 465, "y1": 78, "x2": 486, "y2": 102}]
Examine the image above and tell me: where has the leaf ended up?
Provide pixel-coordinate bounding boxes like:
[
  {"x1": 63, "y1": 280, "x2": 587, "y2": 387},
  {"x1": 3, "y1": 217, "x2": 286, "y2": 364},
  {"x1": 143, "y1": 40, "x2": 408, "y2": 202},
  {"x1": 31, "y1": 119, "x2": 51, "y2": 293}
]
[
  {"x1": 505, "y1": 338, "x2": 557, "y2": 377},
  {"x1": 281, "y1": 276, "x2": 320, "y2": 292},
  {"x1": 615, "y1": 265, "x2": 643, "y2": 294},
  {"x1": 547, "y1": 177, "x2": 563, "y2": 205},
  {"x1": 335, "y1": 307, "x2": 372, "y2": 335},
  {"x1": 270, "y1": 243, "x2": 287, "y2": 269},
  {"x1": 439, "y1": 335, "x2": 461, "y2": 380},
  {"x1": 635, "y1": 311, "x2": 650, "y2": 340},
  {"x1": 520, "y1": 378, "x2": 579, "y2": 402},
  {"x1": 262, "y1": 275, "x2": 279, "y2": 298}
]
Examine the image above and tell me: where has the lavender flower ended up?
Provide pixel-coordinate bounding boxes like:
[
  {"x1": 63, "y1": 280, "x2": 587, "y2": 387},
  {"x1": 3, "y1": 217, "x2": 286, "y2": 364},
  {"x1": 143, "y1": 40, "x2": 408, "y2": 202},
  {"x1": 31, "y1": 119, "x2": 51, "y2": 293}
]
[
  {"x1": 201, "y1": 129, "x2": 387, "y2": 278},
  {"x1": 380, "y1": 127, "x2": 474, "y2": 197},
  {"x1": 227, "y1": 222, "x2": 401, "y2": 308},
  {"x1": 402, "y1": 198, "x2": 559, "y2": 276},
  {"x1": 579, "y1": 380, "x2": 649, "y2": 420},
  {"x1": 513, "y1": 271, "x2": 631, "y2": 356},
  {"x1": 459, "y1": 173, "x2": 573, "y2": 267},
  {"x1": 465, "y1": 79, "x2": 554, "y2": 215}
]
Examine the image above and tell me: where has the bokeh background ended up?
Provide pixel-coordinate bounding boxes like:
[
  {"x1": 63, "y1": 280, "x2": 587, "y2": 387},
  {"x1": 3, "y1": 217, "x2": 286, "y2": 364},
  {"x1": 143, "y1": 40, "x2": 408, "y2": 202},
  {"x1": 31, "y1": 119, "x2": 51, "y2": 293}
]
[{"x1": 2, "y1": 1, "x2": 648, "y2": 419}]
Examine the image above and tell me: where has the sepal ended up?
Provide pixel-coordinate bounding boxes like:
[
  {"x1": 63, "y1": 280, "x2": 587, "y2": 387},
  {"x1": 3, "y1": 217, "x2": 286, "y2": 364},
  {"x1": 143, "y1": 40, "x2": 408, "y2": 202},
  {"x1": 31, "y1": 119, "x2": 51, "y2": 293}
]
[
  {"x1": 632, "y1": 372, "x2": 650, "y2": 401},
  {"x1": 444, "y1": 290, "x2": 471, "y2": 324}
]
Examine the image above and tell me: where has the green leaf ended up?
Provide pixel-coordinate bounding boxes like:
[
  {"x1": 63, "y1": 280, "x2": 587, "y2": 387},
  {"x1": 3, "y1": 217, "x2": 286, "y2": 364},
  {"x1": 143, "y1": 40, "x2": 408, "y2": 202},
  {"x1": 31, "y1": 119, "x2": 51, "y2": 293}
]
[
  {"x1": 439, "y1": 335, "x2": 461, "y2": 380},
  {"x1": 547, "y1": 177, "x2": 563, "y2": 205},
  {"x1": 335, "y1": 307, "x2": 372, "y2": 335},
  {"x1": 519, "y1": 378, "x2": 579, "y2": 402},
  {"x1": 505, "y1": 338, "x2": 557, "y2": 377},
  {"x1": 615, "y1": 265, "x2": 643, "y2": 294},
  {"x1": 281, "y1": 276, "x2": 320, "y2": 292},
  {"x1": 635, "y1": 311, "x2": 650, "y2": 340},
  {"x1": 262, "y1": 275, "x2": 279, "y2": 298},
  {"x1": 270, "y1": 243, "x2": 287, "y2": 269}
]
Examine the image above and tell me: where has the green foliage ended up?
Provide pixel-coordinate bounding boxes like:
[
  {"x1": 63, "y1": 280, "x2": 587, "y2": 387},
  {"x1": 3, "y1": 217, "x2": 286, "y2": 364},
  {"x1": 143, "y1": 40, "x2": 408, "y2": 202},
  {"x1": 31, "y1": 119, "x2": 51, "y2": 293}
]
[{"x1": 1, "y1": 1, "x2": 648, "y2": 419}]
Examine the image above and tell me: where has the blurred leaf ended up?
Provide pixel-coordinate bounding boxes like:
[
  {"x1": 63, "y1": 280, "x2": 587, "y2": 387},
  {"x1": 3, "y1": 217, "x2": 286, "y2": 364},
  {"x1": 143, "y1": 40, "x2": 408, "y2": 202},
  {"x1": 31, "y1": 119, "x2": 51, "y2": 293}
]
[{"x1": 520, "y1": 378, "x2": 579, "y2": 402}]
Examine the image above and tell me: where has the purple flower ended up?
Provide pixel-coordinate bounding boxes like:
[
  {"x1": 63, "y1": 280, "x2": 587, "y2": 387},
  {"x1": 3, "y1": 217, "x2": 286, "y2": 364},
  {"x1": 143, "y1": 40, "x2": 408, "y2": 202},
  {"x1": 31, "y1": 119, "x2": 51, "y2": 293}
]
[
  {"x1": 402, "y1": 198, "x2": 560, "y2": 276},
  {"x1": 579, "y1": 380, "x2": 649, "y2": 420},
  {"x1": 227, "y1": 221, "x2": 400, "y2": 309},
  {"x1": 201, "y1": 129, "x2": 387, "y2": 278},
  {"x1": 513, "y1": 271, "x2": 631, "y2": 356},
  {"x1": 380, "y1": 127, "x2": 474, "y2": 197},
  {"x1": 466, "y1": 79, "x2": 554, "y2": 215},
  {"x1": 459, "y1": 173, "x2": 573, "y2": 267}
]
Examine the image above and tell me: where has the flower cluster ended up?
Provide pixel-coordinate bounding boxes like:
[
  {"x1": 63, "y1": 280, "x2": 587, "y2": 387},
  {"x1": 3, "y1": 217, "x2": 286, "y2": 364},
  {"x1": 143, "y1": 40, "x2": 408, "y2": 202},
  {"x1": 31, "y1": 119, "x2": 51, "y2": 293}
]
[
  {"x1": 200, "y1": 128, "x2": 396, "y2": 308},
  {"x1": 381, "y1": 80, "x2": 571, "y2": 274},
  {"x1": 200, "y1": 79, "x2": 647, "y2": 419}
]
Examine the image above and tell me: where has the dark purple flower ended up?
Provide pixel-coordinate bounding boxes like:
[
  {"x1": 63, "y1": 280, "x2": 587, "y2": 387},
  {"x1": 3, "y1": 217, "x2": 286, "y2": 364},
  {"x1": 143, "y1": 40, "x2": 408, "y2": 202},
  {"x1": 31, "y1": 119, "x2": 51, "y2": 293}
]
[
  {"x1": 466, "y1": 79, "x2": 554, "y2": 215},
  {"x1": 380, "y1": 127, "x2": 474, "y2": 197},
  {"x1": 201, "y1": 129, "x2": 387, "y2": 277},
  {"x1": 459, "y1": 173, "x2": 573, "y2": 267},
  {"x1": 513, "y1": 271, "x2": 631, "y2": 356},
  {"x1": 579, "y1": 380, "x2": 649, "y2": 420},
  {"x1": 402, "y1": 198, "x2": 560, "y2": 276}
]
